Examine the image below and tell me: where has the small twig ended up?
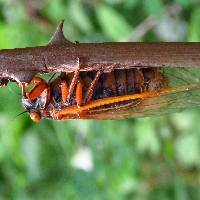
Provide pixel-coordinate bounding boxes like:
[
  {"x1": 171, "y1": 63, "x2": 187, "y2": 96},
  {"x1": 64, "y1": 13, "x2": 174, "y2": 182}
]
[{"x1": 127, "y1": 16, "x2": 156, "y2": 42}]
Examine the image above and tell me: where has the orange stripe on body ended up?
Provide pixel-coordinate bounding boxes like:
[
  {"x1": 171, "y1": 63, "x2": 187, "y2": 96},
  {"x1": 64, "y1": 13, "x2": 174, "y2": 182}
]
[{"x1": 53, "y1": 84, "x2": 199, "y2": 119}]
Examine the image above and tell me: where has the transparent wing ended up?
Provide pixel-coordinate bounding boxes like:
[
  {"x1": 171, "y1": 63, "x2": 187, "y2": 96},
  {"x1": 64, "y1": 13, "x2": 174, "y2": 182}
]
[{"x1": 77, "y1": 86, "x2": 200, "y2": 119}]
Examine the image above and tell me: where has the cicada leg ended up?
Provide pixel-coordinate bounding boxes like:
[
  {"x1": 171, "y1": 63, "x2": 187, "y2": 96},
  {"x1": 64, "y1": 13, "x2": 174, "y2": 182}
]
[
  {"x1": 20, "y1": 82, "x2": 27, "y2": 97},
  {"x1": 76, "y1": 80, "x2": 83, "y2": 107},
  {"x1": 60, "y1": 67, "x2": 83, "y2": 107},
  {"x1": 24, "y1": 77, "x2": 48, "y2": 100},
  {"x1": 84, "y1": 70, "x2": 102, "y2": 104},
  {"x1": 67, "y1": 65, "x2": 81, "y2": 101},
  {"x1": 61, "y1": 79, "x2": 69, "y2": 103},
  {"x1": 62, "y1": 67, "x2": 102, "y2": 107}
]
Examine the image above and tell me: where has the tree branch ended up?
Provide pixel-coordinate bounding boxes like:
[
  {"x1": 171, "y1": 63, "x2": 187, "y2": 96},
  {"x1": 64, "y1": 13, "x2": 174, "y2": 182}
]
[{"x1": 0, "y1": 21, "x2": 200, "y2": 84}]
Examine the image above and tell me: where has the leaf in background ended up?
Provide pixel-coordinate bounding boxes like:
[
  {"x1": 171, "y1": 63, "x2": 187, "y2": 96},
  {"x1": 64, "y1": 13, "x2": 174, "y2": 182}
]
[
  {"x1": 143, "y1": 0, "x2": 164, "y2": 18},
  {"x1": 124, "y1": 0, "x2": 141, "y2": 10},
  {"x1": 188, "y1": 7, "x2": 200, "y2": 42},
  {"x1": 2, "y1": 1, "x2": 27, "y2": 22},
  {"x1": 0, "y1": 23, "x2": 12, "y2": 48},
  {"x1": 12, "y1": 22, "x2": 48, "y2": 47},
  {"x1": 175, "y1": 0, "x2": 192, "y2": 7},
  {"x1": 95, "y1": 4, "x2": 132, "y2": 41},
  {"x1": 68, "y1": 0, "x2": 93, "y2": 33},
  {"x1": 44, "y1": 0, "x2": 67, "y2": 22},
  {"x1": 175, "y1": 134, "x2": 199, "y2": 167},
  {"x1": 155, "y1": 16, "x2": 187, "y2": 41},
  {"x1": 104, "y1": 0, "x2": 124, "y2": 4},
  {"x1": 22, "y1": 132, "x2": 40, "y2": 181},
  {"x1": 134, "y1": 119, "x2": 160, "y2": 156}
]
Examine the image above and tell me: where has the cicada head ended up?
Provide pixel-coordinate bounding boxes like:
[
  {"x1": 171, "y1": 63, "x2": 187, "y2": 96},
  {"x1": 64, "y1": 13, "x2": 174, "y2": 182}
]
[
  {"x1": 22, "y1": 97, "x2": 41, "y2": 123},
  {"x1": 21, "y1": 77, "x2": 51, "y2": 122}
]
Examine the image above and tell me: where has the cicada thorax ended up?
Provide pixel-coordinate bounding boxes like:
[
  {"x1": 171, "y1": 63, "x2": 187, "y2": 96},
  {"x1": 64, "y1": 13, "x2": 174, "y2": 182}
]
[{"x1": 22, "y1": 67, "x2": 168, "y2": 122}]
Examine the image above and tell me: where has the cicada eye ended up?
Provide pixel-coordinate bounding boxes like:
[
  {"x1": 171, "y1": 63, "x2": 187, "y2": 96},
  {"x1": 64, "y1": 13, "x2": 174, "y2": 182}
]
[{"x1": 30, "y1": 112, "x2": 41, "y2": 123}]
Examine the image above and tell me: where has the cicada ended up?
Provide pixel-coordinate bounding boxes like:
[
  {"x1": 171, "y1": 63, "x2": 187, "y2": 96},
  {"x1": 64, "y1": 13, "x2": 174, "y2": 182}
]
[{"x1": 20, "y1": 66, "x2": 200, "y2": 122}]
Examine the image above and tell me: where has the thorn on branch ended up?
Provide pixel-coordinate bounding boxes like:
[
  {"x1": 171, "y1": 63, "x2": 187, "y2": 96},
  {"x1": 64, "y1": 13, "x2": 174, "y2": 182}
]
[{"x1": 48, "y1": 20, "x2": 74, "y2": 46}]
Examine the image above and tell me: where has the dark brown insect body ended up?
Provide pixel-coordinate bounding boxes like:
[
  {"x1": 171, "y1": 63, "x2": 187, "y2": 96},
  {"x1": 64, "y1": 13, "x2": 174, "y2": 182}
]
[
  {"x1": 22, "y1": 67, "x2": 169, "y2": 122},
  {"x1": 54, "y1": 68, "x2": 165, "y2": 105}
]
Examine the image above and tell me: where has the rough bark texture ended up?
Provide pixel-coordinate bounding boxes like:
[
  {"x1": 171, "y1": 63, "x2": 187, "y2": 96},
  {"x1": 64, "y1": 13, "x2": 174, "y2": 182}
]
[{"x1": 1, "y1": 21, "x2": 200, "y2": 84}]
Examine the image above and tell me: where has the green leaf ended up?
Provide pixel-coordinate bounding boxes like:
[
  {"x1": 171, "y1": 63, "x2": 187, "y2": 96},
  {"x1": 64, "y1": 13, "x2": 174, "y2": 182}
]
[
  {"x1": 68, "y1": 0, "x2": 93, "y2": 33},
  {"x1": 104, "y1": 0, "x2": 124, "y2": 4},
  {"x1": 95, "y1": 4, "x2": 132, "y2": 41},
  {"x1": 188, "y1": 7, "x2": 200, "y2": 42},
  {"x1": 44, "y1": 0, "x2": 67, "y2": 22},
  {"x1": 143, "y1": 0, "x2": 164, "y2": 18},
  {"x1": 134, "y1": 118, "x2": 160, "y2": 155},
  {"x1": 175, "y1": 0, "x2": 192, "y2": 7},
  {"x1": 175, "y1": 134, "x2": 199, "y2": 167},
  {"x1": 124, "y1": 0, "x2": 140, "y2": 10},
  {"x1": 0, "y1": 23, "x2": 13, "y2": 48}
]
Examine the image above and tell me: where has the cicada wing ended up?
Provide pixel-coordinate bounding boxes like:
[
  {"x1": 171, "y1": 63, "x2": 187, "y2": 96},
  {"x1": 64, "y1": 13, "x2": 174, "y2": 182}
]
[{"x1": 76, "y1": 84, "x2": 200, "y2": 120}]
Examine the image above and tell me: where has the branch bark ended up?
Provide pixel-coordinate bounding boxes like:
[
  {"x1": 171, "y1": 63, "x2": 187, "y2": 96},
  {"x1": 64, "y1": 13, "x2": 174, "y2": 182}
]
[{"x1": 1, "y1": 21, "x2": 200, "y2": 84}]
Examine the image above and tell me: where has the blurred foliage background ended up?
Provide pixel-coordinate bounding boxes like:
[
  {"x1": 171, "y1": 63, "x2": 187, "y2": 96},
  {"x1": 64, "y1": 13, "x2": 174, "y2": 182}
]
[{"x1": 0, "y1": 0, "x2": 200, "y2": 199}]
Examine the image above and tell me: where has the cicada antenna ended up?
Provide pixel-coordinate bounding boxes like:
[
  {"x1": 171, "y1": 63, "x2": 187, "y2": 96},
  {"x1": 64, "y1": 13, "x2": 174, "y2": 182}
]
[{"x1": 14, "y1": 110, "x2": 28, "y2": 119}]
